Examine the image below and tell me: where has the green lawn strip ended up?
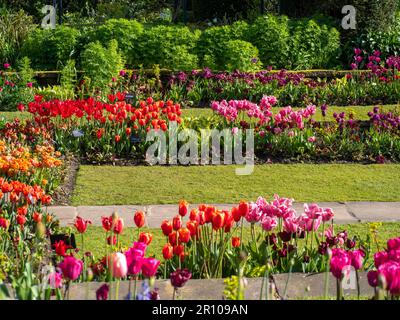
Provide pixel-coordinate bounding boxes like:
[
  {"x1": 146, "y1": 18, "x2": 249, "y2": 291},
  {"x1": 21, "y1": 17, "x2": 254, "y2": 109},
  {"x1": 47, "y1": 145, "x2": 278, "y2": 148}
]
[
  {"x1": 70, "y1": 222, "x2": 398, "y2": 265},
  {"x1": 72, "y1": 164, "x2": 400, "y2": 206},
  {"x1": 182, "y1": 105, "x2": 399, "y2": 122},
  {"x1": 0, "y1": 111, "x2": 32, "y2": 122}
]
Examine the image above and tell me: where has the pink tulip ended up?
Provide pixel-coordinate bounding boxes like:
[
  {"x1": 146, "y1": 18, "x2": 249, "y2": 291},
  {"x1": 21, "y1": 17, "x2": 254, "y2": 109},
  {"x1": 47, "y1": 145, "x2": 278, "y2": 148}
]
[
  {"x1": 304, "y1": 203, "x2": 323, "y2": 219},
  {"x1": 125, "y1": 242, "x2": 146, "y2": 275},
  {"x1": 260, "y1": 215, "x2": 277, "y2": 232},
  {"x1": 350, "y1": 250, "x2": 364, "y2": 270},
  {"x1": 108, "y1": 252, "x2": 128, "y2": 278},
  {"x1": 58, "y1": 256, "x2": 83, "y2": 281},
  {"x1": 374, "y1": 251, "x2": 388, "y2": 268},
  {"x1": 300, "y1": 215, "x2": 322, "y2": 232},
  {"x1": 377, "y1": 261, "x2": 400, "y2": 294},
  {"x1": 330, "y1": 248, "x2": 351, "y2": 279},
  {"x1": 322, "y1": 208, "x2": 334, "y2": 222},
  {"x1": 48, "y1": 272, "x2": 63, "y2": 289},
  {"x1": 141, "y1": 258, "x2": 160, "y2": 278},
  {"x1": 245, "y1": 202, "x2": 263, "y2": 223},
  {"x1": 283, "y1": 217, "x2": 298, "y2": 233},
  {"x1": 387, "y1": 237, "x2": 400, "y2": 251}
]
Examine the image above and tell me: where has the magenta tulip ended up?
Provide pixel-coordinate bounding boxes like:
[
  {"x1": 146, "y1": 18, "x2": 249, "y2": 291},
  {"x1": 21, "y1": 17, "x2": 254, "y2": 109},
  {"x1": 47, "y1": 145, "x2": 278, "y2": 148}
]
[
  {"x1": 141, "y1": 258, "x2": 160, "y2": 278},
  {"x1": 58, "y1": 256, "x2": 83, "y2": 281}
]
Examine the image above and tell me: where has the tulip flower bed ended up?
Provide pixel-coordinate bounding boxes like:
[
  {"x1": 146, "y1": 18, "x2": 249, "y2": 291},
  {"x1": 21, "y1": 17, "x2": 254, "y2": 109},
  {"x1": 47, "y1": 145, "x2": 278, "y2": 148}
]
[
  {"x1": 25, "y1": 95, "x2": 182, "y2": 163},
  {"x1": 2, "y1": 192, "x2": 400, "y2": 300},
  {"x1": 133, "y1": 57, "x2": 400, "y2": 108},
  {"x1": 16, "y1": 94, "x2": 400, "y2": 164}
]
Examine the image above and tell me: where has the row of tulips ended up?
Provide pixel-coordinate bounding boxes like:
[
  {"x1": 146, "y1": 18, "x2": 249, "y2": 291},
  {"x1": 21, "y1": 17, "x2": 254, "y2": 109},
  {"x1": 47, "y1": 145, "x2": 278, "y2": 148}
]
[{"x1": 21, "y1": 95, "x2": 182, "y2": 162}]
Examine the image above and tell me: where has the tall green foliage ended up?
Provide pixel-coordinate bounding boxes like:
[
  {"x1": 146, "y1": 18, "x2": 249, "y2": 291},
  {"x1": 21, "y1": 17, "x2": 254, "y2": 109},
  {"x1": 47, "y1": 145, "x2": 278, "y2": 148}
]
[
  {"x1": 0, "y1": 10, "x2": 35, "y2": 64},
  {"x1": 81, "y1": 40, "x2": 124, "y2": 90},
  {"x1": 21, "y1": 26, "x2": 81, "y2": 70}
]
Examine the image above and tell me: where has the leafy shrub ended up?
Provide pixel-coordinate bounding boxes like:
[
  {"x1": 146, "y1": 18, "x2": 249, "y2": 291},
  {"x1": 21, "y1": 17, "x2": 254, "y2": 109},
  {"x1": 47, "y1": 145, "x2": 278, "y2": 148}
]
[
  {"x1": 0, "y1": 10, "x2": 35, "y2": 64},
  {"x1": 21, "y1": 26, "x2": 81, "y2": 70},
  {"x1": 222, "y1": 40, "x2": 262, "y2": 71},
  {"x1": 247, "y1": 15, "x2": 291, "y2": 69},
  {"x1": 289, "y1": 19, "x2": 340, "y2": 69},
  {"x1": 132, "y1": 25, "x2": 200, "y2": 70},
  {"x1": 80, "y1": 40, "x2": 124, "y2": 90},
  {"x1": 196, "y1": 21, "x2": 249, "y2": 69},
  {"x1": 92, "y1": 19, "x2": 144, "y2": 65}
]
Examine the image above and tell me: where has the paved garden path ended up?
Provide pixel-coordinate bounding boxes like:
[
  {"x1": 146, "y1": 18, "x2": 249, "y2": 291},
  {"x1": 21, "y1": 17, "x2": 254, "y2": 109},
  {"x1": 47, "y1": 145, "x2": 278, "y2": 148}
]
[{"x1": 48, "y1": 202, "x2": 400, "y2": 227}]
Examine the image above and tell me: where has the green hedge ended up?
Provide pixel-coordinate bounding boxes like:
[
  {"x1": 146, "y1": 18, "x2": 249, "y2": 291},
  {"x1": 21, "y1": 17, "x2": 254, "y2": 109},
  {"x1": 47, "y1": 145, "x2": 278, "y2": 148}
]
[{"x1": 14, "y1": 16, "x2": 341, "y2": 72}]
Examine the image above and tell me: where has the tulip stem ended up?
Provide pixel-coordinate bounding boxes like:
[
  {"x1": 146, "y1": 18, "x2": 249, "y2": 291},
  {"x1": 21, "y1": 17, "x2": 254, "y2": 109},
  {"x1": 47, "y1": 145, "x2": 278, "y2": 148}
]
[
  {"x1": 240, "y1": 219, "x2": 244, "y2": 251},
  {"x1": 115, "y1": 280, "x2": 120, "y2": 301},
  {"x1": 356, "y1": 269, "x2": 360, "y2": 300}
]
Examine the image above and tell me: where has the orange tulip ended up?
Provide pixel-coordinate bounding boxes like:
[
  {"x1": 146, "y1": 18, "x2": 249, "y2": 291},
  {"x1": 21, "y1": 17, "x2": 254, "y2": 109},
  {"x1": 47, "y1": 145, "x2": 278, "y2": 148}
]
[
  {"x1": 178, "y1": 227, "x2": 191, "y2": 243},
  {"x1": 138, "y1": 232, "x2": 153, "y2": 245}
]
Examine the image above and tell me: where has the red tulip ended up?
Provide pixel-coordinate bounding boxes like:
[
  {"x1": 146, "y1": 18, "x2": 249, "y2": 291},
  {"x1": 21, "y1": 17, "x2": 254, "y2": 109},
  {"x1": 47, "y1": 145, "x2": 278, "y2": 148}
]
[
  {"x1": 33, "y1": 212, "x2": 42, "y2": 223},
  {"x1": 17, "y1": 206, "x2": 28, "y2": 216},
  {"x1": 53, "y1": 240, "x2": 70, "y2": 257},
  {"x1": 101, "y1": 216, "x2": 112, "y2": 232},
  {"x1": 189, "y1": 209, "x2": 199, "y2": 223},
  {"x1": 178, "y1": 228, "x2": 191, "y2": 243},
  {"x1": 212, "y1": 212, "x2": 225, "y2": 231},
  {"x1": 162, "y1": 243, "x2": 173, "y2": 260},
  {"x1": 224, "y1": 211, "x2": 234, "y2": 232},
  {"x1": 205, "y1": 206, "x2": 216, "y2": 223},
  {"x1": 0, "y1": 218, "x2": 10, "y2": 229},
  {"x1": 179, "y1": 200, "x2": 189, "y2": 217},
  {"x1": 168, "y1": 231, "x2": 177, "y2": 246},
  {"x1": 232, "y1": 237, "x2": 241, "y2": 248},
  {"x1": 186, "y1": 221, "x2": 198, "y2": 237},
  {"x1": 238, "y1": 201, "x2": 249, "y2": 217},
  {"x1": 115, "y1": 135, "x2": 121, "y2": 143},
  {"x1": 16, "y1": 215, "x2": 26, "y2": 226},
  {"x1": 134, "y1": 211, "x2": 145, "y2": 228},
  {"x1": 74, "y1": 216, "x2": 91, "y2": 234},
  {"x1": 172, "y1": 215, "x2": 182, "y2": 231},
  {"x1": 112, "y1": 215, "x2": 124, "y2": 235},
  {"x1": 232, "y1": 206, "x2": 242, "y2": 222},
  {"x1": 161, "y1": 220, "x2": 173, "y2": 236},
  {"x1": 173, "y1": 244, "x2": 185, "y2": 257}
]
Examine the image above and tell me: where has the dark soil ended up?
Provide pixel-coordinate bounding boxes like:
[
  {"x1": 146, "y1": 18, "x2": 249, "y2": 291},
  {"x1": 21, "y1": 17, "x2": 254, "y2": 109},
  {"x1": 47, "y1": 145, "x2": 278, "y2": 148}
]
[{"x1": 51, "y1": 155, "x2": 80, "y2": 206}]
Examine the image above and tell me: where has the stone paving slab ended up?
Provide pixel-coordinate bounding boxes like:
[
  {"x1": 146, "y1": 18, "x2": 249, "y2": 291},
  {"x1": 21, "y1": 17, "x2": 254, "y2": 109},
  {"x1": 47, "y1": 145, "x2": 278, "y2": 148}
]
[
  {"x1": 273, "y1": 272, "x2": 372, "y2": 299},
  {"x1": 48, "y1": 202, "x2": 400, "y2": 227},
  {"x1": 46, "y1": 206, "x2": 77, "y2": 227},
  {"x1": 69, "y1": 278, "x2": 269, "y2": 300},
  {"x1": 67, "y1": 273, "x2": 374, "y2": 300},
  {"x1": 346, "y1": 202, "x2": 400, "y2": 222}
]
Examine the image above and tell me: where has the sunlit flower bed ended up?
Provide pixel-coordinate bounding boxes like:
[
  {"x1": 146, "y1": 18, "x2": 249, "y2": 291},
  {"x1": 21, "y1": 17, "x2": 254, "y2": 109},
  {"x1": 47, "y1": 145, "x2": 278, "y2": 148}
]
[{"x1": 1, "y1": 189, "x2": 399, "y2": 300}]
